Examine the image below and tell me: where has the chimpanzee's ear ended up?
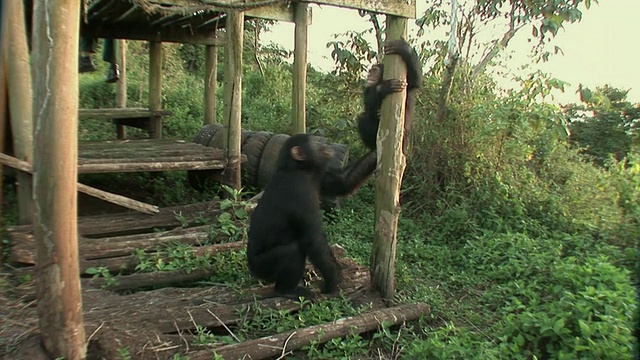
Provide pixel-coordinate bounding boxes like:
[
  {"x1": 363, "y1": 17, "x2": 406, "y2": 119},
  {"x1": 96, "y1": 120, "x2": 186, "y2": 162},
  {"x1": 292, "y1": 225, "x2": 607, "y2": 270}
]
[{"x1": 291, "y1": 146, "x2": 305, "y2": 161}]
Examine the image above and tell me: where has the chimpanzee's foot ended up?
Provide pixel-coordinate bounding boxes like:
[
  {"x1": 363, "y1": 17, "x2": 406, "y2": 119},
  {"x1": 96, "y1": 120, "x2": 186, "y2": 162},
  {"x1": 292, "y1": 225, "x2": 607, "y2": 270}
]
[{"x1": 274, "y1": 286, "x2": 315, "y2": 300}]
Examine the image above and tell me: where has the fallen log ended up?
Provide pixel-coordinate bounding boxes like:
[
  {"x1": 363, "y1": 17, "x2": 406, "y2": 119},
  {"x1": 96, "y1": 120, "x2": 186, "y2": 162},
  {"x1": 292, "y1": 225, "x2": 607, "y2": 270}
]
[
  {"x1": 187, "y1": 303, "x2": 430, "y2": 360},
  {"x1": 0, "y1": 152, "x2": 159, "y2": 214}
]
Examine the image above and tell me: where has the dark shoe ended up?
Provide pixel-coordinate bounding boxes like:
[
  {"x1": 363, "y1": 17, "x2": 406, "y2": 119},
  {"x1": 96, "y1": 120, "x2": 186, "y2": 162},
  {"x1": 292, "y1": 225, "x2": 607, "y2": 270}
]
[
  {"x1": 105, "y1": 64, "x2": 120, "y2": 83},
  {"x1": 79, "y1": 55, "x2": 96, "y2": 73}
]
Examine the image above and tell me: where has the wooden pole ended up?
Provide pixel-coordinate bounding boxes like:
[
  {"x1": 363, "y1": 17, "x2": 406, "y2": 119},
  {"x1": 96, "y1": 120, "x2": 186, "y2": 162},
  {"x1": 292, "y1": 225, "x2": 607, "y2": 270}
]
[
  {"x1": 187, "y1": 303, "x2": 430, "y2": 360},
  {"x1": 222, "y1": 11, "x2": 243, "y2": 190},
  {"x1": 115, "y1": 39, "x2": 127, "y2": 139},
  {"x1": 204, "y1": 39, "x2": 218, "y2": 125},
  {"x1": 370, "y1": 16, "x2": 408, "y2": 303},
  {"x1": 148, "y1": 41, "x2": 163, "y2": 139},
  {"x1": 291, "y1": 2, "x2": 309, "y2": 134},
  {"x1": 3, "y1": 0, "x2": 34, "y2": 225},
  {"x1": 32, "y1": 1, "x2": 86, "y2": 358},
  {"x1": 0, "y1": 6, "x2": 8, "y2": 227}
]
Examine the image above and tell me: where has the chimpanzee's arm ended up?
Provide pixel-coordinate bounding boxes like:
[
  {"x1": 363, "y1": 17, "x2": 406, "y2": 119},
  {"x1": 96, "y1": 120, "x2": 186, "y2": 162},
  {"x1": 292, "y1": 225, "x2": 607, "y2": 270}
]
[
  {"x1": 321, "y1": 151, "x2": 377, "y2": 197},
  {"x1": 384, "y1": 39, "x2": 423, "y2": 90}
]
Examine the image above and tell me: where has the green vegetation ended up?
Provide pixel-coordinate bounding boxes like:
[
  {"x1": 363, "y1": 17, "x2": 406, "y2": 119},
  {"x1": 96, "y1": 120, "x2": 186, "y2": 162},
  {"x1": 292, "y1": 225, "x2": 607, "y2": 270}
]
[{"x1": 2, "y1": 2, "x2": 638, "y2": 358}]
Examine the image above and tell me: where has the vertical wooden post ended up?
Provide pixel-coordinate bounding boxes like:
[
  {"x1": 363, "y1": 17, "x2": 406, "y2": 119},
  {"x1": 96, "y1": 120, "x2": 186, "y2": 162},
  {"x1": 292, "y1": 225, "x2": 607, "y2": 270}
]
[
  {"x1": 148, "y1": 41, "x2": 163, "y2": 139},
  {"x1": 204, "y1": 39, "x2": 218, "y2": 125},
  {"x1": 370, "y1": 16, "x2": 408, "y2": 303},
  {"x1": 0, "y1": 27, "x2": 7, "y2": 231},
  {"x1": 222, "y1": 11, "x2": 243, "y2": 190},
  {"x1": 3, "y1": 0, "x2": 33, "y2": 224},
  {"x1": 291, "y1": 2, "x2": 309, "y2": 134},
  {"x1": 115, "y1": 39, "x2": 127, "y2": 139},
  {"x1": 32, "y1": 1, "x2": 86, "y2": 358}
]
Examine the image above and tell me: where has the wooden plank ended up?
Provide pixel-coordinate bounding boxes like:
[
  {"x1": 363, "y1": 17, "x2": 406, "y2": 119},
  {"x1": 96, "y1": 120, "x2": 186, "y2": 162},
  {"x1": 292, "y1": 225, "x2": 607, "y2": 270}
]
[
  {"x1": 204, "y1": 43, "x2": 218, "y2": 125},
  {"x1": 0, "y1": 152, "x2": 160, "y2": 215},
  {"x1": 148, "y1": 41, "x2": 163, "y2": 139},
  {"x1": 7, "y1": 202, "x2": 213, "y2": 237},
  {"x1": 79, "y1": 107, "x2": 172, "y2": 120},
  {"x1": 300, "y1": 0, "x2": 416, "y2": 18},
  {"x1": 77, "y1": 159, "x2": 227, "y2": 173},
  {"x1": 80, "y1": 22, "x2": 225, "y2": 46}
]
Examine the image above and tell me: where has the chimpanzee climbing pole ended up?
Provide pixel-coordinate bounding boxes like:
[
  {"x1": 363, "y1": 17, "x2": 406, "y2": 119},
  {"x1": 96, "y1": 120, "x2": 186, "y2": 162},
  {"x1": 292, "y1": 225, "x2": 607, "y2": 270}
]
[
  {"x1": 32, "y1": 1, "x2": 86, "y2": 358},
  {"x1": 370, "y1": 16, "x2": 408, "y2": 303}
]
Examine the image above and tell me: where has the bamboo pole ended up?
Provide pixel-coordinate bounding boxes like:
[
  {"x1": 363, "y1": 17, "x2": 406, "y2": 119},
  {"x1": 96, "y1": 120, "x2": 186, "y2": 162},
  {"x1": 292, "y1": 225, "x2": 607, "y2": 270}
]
[
  {"x1": 0, "y1": 153, "x2": 159, "y2": 214},
  {"x1": 222, "y1": 11, "x2": 243, "y2": 189},
  {"x1": 148, "y1": 41, "x2": 163, "y2": 139},
  {"x1": 291, "y1": 2, "x2": 309, "y2": 134},
  {"x1": 3, "y1": 0, "x2": 34, "y2": 225},
  {"x1": 204, "y1": 39, "x2": 218, "y2": 125},
  {"x1": 31, "y1": 0, "x2": 86, "y2": 358},
  {"x1": 370, "y1": 17, "x2": 408, "y2": 303},
  {"x1": 115, "y1": 39, "x2": 127, "y2": 139}
]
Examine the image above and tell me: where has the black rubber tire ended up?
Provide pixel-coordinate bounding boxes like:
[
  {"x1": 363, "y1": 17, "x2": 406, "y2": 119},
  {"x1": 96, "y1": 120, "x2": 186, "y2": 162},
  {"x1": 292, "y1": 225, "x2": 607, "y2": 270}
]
[
  {"x1": 242, "y1": 131, "x2": 274, "y2": 187},
  {"x1": 188, "y1": 123, "x2": 224, "y2": 190},
  {"x1": 192, "y1": 123, "x2": 223, "y2": 146},
  {"x1": 257, "y1": 133, "x2": 291, "y2": 189}
]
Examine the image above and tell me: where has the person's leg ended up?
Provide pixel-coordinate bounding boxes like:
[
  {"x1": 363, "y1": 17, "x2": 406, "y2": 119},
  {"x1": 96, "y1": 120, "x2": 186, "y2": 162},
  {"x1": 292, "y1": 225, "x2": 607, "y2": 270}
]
[
  {"x1": 78, "y1": 37, "x2": 97, "y2": 73},
  {"x1": 102, "y1": 38, "x2": 119, "y2": 83}
]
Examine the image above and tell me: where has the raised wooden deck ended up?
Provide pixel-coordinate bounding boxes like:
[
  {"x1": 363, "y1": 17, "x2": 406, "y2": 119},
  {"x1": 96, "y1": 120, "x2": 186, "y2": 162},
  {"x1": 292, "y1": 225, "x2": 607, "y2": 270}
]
[{"x1": 77, "y1": 139, "x2": 230, "y2": 173}]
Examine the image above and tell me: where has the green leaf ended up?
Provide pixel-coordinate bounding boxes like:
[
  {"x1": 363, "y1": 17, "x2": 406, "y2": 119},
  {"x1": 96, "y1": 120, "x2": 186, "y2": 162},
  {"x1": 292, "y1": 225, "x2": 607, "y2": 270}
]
[{"x1": 553, "y1": 318, "x2": 565, "y2": 333}]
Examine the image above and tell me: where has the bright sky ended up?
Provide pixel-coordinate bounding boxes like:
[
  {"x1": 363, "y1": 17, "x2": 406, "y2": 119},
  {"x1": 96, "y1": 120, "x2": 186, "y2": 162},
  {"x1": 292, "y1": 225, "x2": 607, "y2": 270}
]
[{"x1": 262, "y1": 0, "x2": 640, "y2": 105}]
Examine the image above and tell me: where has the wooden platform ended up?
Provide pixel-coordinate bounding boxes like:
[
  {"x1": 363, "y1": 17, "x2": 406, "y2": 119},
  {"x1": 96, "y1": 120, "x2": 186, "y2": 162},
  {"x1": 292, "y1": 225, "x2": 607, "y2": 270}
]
[
  {"x1": 77, "y1": 139, "x2": 230, "y2": 173},
  {"x1": 4, "y1": 200, "x2": 429, "y2": 359}
]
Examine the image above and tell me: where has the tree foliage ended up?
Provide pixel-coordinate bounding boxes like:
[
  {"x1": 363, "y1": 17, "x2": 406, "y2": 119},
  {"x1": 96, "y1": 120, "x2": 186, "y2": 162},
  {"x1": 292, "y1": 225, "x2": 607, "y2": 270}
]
[{"x1": 565, "y1": 85, "x2": 640, "y2": 166}]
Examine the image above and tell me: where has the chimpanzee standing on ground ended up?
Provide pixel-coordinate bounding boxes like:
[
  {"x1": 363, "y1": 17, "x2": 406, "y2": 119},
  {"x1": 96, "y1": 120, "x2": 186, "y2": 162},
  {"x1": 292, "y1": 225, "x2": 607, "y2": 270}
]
[
  {"x1": 248, "y1": 134, "x2": 377, "y2": 299},
  {"x1": 358, "y1": 38, "x2": 423, "y2": 150}
]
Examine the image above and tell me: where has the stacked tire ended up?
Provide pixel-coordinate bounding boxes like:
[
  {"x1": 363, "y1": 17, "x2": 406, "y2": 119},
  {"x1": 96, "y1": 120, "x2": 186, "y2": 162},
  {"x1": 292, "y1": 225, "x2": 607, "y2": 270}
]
[{"x1": 187, "y1": 124, "x2": 349, "y2": 209}]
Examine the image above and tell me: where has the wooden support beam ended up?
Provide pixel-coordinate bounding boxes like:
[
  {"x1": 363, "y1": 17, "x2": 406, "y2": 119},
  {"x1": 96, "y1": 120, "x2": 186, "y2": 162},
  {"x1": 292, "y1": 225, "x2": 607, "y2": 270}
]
[
  {"x1": 115, "y1": 39, "x2": 128, "y2": 139},
  {"x1": 222, "y1": 11, "x2": 244, "y2": 190},
  {"x1": 204, "y1": 41, "x2": 218, "y2": 125},
  {"x1": 370, "y1": 16, "x2": 408, "y2": 303},
  {"x1": 188, "y1": 303, "x2": 430, "y2": 360},
  {"x1": 80, "y1": 23, "x2": 225, "y2": 46},
  {"x1": 148, "y1": 41, "x2": 163, "y2": 139},
  {"x1": 291, "y1": 2, "x2": 309, "y2": 134},
  {"x1": 3, "y1": 0, "x2": 34, "y2": 225},
  {"x1": 300, "y1": 0, "x2": 416, "y2": 18},
  {"x1": 31, "y1": 0, "x2": 86, "y2": 358}
]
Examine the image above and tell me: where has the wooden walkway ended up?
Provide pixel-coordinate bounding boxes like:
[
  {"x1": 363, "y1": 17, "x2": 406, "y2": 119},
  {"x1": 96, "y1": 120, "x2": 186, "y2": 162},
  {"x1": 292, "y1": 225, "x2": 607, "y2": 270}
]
[
  {"x1": 77, "y1": 139, "x2": 228, "y2": 173},
  {"x1": 5, "y1": 200, "x2": 429, "y2": 359}
]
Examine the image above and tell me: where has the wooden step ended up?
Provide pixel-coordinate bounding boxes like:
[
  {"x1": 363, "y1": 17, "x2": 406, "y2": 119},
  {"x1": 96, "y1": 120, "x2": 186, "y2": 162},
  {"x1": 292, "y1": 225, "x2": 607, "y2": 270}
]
[
  {"x1": 79, "y1": 107, "x2": 172, "y2": 120},
  {"x1": 77, "y1": 139, "x2": 231, "y2": 173}
]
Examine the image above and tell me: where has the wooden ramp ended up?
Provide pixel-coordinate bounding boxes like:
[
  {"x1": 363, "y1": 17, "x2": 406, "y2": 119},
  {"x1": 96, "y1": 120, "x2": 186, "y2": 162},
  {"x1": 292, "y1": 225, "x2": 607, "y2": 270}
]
[
  {"x1": 5, "y1": 201, "x2": 430, "y2": 360},
  {"x1": 78, "y1": 139, "x2": 229, "y2": 173}
]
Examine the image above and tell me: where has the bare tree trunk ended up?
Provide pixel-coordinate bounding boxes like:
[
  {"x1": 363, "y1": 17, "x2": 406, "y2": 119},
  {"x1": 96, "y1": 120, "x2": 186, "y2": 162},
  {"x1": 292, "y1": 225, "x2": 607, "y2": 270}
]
[
  {"x1": 32, "y1": 1, "x2": 86, "y2": 358},
  {"x1": 370, "y1": 16, "x2": 408, "y2": 303}
]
